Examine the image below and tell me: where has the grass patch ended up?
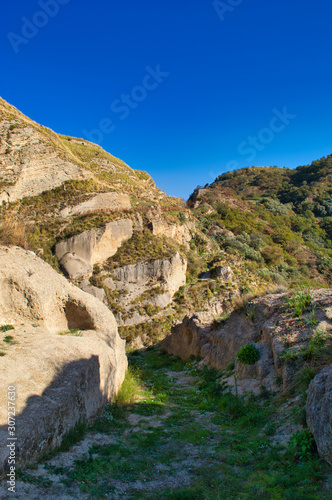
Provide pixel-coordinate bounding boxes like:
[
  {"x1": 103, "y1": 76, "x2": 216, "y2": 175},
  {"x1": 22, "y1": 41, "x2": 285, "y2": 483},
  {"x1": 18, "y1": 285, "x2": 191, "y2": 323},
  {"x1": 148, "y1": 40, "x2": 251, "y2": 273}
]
[
  {"x1": 3, "y1": 335, "x2": 14, "y2": 343},
  {"x1": 58, "y1": 328, "x2": 82, "y2": 336},
  {"x1": 285, "y1": 289, "x2": 312, "y2": 317},
  {"x1": 0, "y1": 324, "x2": 14, "y2": 333}
]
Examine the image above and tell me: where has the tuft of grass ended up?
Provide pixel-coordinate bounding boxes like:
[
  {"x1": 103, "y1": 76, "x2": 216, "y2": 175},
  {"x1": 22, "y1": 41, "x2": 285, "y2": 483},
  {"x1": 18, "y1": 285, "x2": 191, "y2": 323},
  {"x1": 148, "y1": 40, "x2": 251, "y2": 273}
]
[
  {"x1": 280, "y1": 349, "x2": 300, "y2": 362},
  {"x1": 59, "y1": 422, "x2": 88, "y2": 452},
  {"x1": 58, "y1": 328, "x2": 82, "y2": 336},
  {"x1": 303, "y1": 330, "x2": 332, "y2": 365},
  {"x1": 0, "y1": 216, "x2": 30, "y2": 249},
  {"x1": 0, "y1": 324, "x2": 14, "y2": 333},
  {"x1": 3, "y1": 335, "x2": 14, "y2": 343},
  {"x1": 115, "y1": 366, "x2": 144, "y2": 405},
  {"x1": 304, "y1": 306, "x2": 318, "y2": 326},
  {"x1": 295, "y1": 366, "x2": 318, "y2": 392},
  {"x1": 285, "y1": 289, "x2": 312, "y2": 317}
]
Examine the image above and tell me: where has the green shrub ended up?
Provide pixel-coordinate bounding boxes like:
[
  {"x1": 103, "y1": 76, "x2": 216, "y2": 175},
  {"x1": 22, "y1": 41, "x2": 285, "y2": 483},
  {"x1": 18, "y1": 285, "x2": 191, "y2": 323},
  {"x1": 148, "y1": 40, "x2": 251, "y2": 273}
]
[
  {"x1": 237, "y1": 344, "x2": 260, "y2": 365},
  {"x1": 261, "y1": 245, "x2": 284, "y2": 266},
  {"x1": 178, "y1": 212, "x2": 187, "y2": 225},
  {"x1": 221, "y1": 235, "x2": 263, "y2": 262},
  {"x1": 288, "y1": 428, "x2": 316, "y2": 461}
]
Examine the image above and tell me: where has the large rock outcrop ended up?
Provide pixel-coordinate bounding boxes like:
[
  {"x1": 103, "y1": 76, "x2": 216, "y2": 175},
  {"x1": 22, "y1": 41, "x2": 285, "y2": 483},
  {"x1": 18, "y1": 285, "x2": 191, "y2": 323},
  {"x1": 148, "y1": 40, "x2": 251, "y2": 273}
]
[
  {"x1": 162, "y1": 290, "x2": 332, "y2": 394},
  {"x1": 0, "y1": 118, "x2": 91, "y2": 204},
  {"x1": 55, "y1": 219, "x2": 133, "y2": 279},
  {"x1": 162, "y1": 309, "x2": 259, "y2": 369},
  {"x1": 147, "y1": 211, "x2": 194, "y2": 248},
  {"x1": 0, "y1": 246, "x2": 127, "y2": 477},
  {"x1": 0, "y1": 98, "x2": 183, "y2": 208},
  {"x1": 104, "y1": 252, "x2": 187, "y2": 325},
  {"x1": 306, "y1": 364, "x2": 332, "y2": 465}
]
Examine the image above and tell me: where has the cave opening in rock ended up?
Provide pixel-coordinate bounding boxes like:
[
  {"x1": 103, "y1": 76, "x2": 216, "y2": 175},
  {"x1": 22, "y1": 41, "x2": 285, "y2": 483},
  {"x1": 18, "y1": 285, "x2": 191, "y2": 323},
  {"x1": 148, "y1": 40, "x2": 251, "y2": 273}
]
[{"x1": 65, "y1": 301, "x2": 95, "y2": 330}]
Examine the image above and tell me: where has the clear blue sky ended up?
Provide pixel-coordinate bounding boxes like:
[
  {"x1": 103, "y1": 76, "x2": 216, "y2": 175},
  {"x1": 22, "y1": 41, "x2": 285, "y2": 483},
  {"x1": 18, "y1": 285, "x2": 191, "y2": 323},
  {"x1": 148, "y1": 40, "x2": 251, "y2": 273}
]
[{"x1": 1, "y1": 0, "x2": 331, "y2": 199}]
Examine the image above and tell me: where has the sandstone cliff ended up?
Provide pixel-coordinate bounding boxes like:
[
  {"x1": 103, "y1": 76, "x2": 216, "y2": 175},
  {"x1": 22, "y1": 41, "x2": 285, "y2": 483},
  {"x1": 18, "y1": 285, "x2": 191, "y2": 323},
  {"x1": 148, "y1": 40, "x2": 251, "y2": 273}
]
[
  {"x1": 0, "y1": 246, "x2": 127, "y2": 477},
  {"x1": 104, "y1": 252, "x2": 187, "y2": 325},
  {"x1": 0, "y1": 97, "x2": 181, "y2": 208},
  {"x1": 55, "y1": 218, "x2": 134, "y2": 279}
]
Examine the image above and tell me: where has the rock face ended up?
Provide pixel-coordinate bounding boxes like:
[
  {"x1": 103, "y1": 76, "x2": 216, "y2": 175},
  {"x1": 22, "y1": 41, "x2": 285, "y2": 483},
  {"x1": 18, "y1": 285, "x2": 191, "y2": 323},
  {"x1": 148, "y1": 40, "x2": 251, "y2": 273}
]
[
  {"x1": 104, "y1": 252, "x2": 187, "y2": 325},
  {"x1": 306, "y1": 364, "x2": 332, "y2": 465},
  {"x1": 0, "y1": 246, "x2": 127, "y2": 477},
  {"x1": 162, "y1": 290, "x2": 332, "y2": 395},
  {"x1": 162, "y1": 310, "x2": 259, "y2": 369},
  {"x1": 0, "y1": 119, "x2": 90, "y2": 204},
  {"x1": 60, "y1": 192, "x2": 132, "y2": 217},
  {"x1": 147, "y1": 213, "x2": 194, "y2": 247},
  {"x1": 55, "y1": 219, "x2": 133, "y2": 279}
]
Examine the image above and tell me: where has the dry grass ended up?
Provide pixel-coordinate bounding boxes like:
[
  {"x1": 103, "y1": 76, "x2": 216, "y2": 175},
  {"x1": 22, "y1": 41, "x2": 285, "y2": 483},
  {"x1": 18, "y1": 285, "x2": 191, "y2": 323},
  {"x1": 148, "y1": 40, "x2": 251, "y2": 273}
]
[{"x1": 0, "y1": 215, "x2": 31, "y2": 249}]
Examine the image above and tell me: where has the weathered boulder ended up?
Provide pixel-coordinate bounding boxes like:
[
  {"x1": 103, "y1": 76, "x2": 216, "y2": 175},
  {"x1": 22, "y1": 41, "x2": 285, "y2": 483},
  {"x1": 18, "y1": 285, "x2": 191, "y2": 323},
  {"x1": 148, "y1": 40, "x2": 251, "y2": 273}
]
[
  {"x1": 212, "y1": 265, "x2": 233, "y2": 281},
  {"x1": 225, "y1": 342, "x2": 279, "y2": 396},
  {"x1": 306, "y1": 364, "x2": 332, "y2": 465},
  {"x1": 0, "y1": 246, "x2": 127, "y2": 477},
  {"x1": 161, "y1": 314, "x2": 209, "y2": 360},
  {"x1": 55, "y1": 219, "x2": 133, "y2": 279},
  {"x1": 60, "y1": 192, "x2": 132, "y2": 217}
]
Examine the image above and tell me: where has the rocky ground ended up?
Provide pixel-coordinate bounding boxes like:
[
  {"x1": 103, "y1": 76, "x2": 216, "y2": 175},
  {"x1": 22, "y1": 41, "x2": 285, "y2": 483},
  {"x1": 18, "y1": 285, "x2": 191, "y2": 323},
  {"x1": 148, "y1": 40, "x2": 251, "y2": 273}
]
[{"x1": 1, "y1": 347, "x2": 330, "y2": 500}]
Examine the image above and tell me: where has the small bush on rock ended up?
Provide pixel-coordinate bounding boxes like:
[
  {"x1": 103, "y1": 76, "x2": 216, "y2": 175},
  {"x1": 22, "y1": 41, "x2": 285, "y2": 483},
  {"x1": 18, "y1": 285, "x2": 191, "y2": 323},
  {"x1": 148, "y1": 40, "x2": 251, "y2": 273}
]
[{"x1": 237, "y1": 344, "x2": 260, "y2": 365}]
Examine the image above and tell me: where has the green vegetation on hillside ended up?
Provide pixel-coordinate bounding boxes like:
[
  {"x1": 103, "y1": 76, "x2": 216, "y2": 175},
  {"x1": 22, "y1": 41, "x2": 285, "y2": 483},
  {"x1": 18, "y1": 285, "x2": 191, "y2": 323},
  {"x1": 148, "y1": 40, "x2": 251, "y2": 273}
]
[{"x1": 189, "y1": 155, "x2": 332, "y2": 289}]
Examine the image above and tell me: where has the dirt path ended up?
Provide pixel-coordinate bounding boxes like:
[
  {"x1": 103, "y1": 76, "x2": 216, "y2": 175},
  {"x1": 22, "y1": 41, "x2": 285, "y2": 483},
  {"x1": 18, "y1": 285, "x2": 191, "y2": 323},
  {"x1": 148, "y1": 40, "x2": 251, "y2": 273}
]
[{"x1": 0, "y1": 348, "x2": 329, "y2": 499}]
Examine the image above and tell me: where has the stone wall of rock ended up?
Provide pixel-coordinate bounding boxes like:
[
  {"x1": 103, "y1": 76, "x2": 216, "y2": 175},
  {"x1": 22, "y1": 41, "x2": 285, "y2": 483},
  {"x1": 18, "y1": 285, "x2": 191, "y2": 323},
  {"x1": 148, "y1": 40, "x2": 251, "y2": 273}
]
[
  {"x1": 0, "y1": 246, "x2": 127, "y2": 477},
  {"x1": 147, "y1": 212, "x2": 194, "y2": 248}
]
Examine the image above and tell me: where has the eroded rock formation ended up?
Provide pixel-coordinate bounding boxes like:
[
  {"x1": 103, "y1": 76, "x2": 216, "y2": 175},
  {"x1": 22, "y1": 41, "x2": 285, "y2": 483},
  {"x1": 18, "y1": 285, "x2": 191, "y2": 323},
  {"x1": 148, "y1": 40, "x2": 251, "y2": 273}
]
[
  {"x1": 0, "y1": 246, "x2": 127, "y2": 478},
  {"x1": 162, "y1": 290, "x2": 332, "y2": 395},
  {"x1": 104, "y1": 252, "x2": 187, "y2": 325},
  {"x1": 55, "y1": 219, "x2": 134, "y2": 279}
]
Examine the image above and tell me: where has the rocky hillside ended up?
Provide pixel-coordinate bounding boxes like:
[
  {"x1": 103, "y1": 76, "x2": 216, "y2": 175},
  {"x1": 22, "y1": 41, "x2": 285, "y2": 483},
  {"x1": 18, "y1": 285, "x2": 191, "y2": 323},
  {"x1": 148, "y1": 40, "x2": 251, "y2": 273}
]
[
  {"x1": 188, "y1": 157, "x2": 332, "y2": 290},
  {"x1": 0, "y1": 97, "x2": 176, "y2": 206}
]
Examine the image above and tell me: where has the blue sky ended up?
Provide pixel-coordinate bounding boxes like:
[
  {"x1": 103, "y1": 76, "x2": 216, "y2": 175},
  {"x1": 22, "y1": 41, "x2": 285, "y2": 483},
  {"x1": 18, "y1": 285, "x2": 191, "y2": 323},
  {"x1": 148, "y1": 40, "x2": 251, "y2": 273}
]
[{"x1": 1, "y1": 0, "x2": 331, "y2": 199}]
